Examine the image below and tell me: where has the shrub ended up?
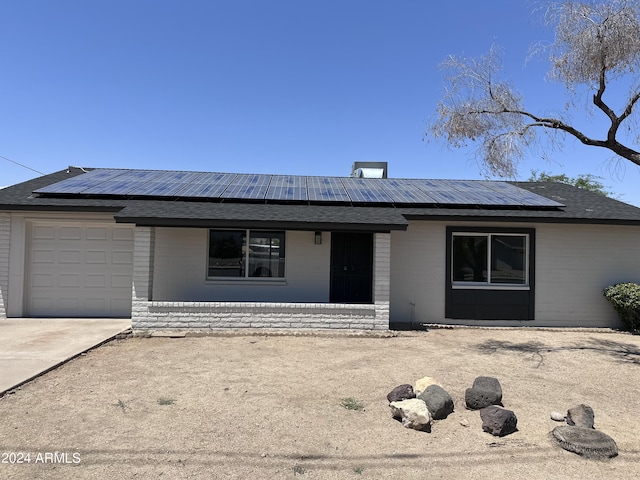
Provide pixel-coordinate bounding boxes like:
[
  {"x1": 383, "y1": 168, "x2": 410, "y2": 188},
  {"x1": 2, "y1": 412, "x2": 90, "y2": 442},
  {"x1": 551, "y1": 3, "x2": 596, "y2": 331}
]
[
  {"x1": 603, "y1": 283, "x2": 640, "y2": 333},
  {"x1": 340, "y1": 397, "x2": 364, "y2": 411}
]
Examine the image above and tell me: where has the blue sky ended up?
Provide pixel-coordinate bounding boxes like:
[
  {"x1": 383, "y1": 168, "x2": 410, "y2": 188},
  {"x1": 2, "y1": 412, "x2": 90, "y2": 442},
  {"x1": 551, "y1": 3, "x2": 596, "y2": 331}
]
[{"x1": 2, "y1": 0, "x2": 640, "y2": 206}]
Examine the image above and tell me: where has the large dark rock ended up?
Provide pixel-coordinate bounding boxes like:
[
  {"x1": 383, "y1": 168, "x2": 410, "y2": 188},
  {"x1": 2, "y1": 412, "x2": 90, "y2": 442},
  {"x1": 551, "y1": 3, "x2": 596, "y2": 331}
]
[
  {"x1": 418, "y1": 384, "x2": 454, "y2": 420},
  {"x1": 480, "y1": 405, "x2": 518, "y2": 437},
  {"x1": 465, "y1": 376, "x2": 503, "y2": 410},
  {"x1": 566, "y1": 404, "x2": 595, "y2": 429},
  {"x1": 386, "y1": 384, "x2": 416, "y2": 403}
]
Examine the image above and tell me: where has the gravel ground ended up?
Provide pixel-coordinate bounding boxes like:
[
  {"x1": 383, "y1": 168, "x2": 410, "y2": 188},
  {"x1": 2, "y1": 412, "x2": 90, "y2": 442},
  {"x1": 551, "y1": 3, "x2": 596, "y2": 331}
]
[{"x1": 1, "y1": 327, "x2": 639, "y2": 479}]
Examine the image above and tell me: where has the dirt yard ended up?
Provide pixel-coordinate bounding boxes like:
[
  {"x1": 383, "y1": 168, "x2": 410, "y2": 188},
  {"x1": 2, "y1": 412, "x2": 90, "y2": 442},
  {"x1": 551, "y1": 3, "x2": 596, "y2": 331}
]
[{"x1": 1, "y1": 327, "x2": 640, "y2": 479}]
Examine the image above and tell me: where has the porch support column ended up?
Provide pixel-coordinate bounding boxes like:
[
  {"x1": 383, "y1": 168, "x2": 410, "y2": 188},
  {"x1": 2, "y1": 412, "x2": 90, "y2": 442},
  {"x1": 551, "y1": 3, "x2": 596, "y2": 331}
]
[
  {"x1": 0, "y1": 213, "x2": 10, "y2": 318},
  {"x1": 132, "y1": 226, "x2": 155, "y2": 325},
  {"x1": 373, "y1": 232, "x2": 391, "y2": 329}
]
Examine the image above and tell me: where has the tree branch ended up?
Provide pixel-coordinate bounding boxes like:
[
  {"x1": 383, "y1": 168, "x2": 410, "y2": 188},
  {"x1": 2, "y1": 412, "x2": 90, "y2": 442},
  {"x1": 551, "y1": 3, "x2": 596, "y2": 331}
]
[
  {"x1": 619, "y1": 90, "x2": 640, "y2": 123},
  {"x1": 430, "y1": 1, "x2": 640, "y2": 175},
  {"x1": 465, "y1": 107, "x2": 640, "y2": 166},
  {"x1": 592, "y1": 66, "x2": 617, "y2": 123}
]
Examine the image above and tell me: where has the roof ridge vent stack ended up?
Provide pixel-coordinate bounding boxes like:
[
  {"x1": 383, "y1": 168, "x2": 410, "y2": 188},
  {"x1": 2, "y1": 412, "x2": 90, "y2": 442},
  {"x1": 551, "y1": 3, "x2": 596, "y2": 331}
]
[{"x1": 351, "y1": 162, "x2": 388, "y2": 179}]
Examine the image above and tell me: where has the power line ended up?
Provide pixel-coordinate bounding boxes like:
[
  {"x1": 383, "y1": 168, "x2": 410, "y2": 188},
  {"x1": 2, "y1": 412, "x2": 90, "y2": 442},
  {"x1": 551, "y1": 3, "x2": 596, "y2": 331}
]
[{"x1": 0, "y1": 154, "x2": 45, "y2": 175}]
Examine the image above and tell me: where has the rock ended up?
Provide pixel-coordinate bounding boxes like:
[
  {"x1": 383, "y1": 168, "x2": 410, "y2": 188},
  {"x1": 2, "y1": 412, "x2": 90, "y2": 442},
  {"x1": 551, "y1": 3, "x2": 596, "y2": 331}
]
[
  {"x1": 390, "y1": 398, "x2": 432, "y2": 431},
  {"x1": 566, "y1": 404, "x2": 595, "y2": 429},
  {"x1": 386, "y1": 384, "x2": 416, "y2": 403},
  {"x1": 465, "y1": 376, "x2": 503, "y2": 410},
  {"x1": 418, "y1": 384, "x2": 454, "y2": 420},
  {"x1": 550, "y1": 411, "x2": 566, "y2": 422},
  {"x1": 480, "y1": 406, "x2": 518, "y2": 437},
  {"x1": 414, "y1": 376, "x2": 438, "y2": 396},
  {"x1": 551, "y1": 426, "x2": 618, "y2": 459},
  {"x1": 459, "y1": 419, "x2": 470, "y2": 427}
]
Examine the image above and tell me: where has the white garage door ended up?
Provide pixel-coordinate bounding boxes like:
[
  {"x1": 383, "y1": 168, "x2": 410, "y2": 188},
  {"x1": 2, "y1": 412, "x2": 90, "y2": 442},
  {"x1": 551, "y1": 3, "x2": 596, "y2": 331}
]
[{"x1": 27, "y1": 221, "x2": 134, "y2": 317}]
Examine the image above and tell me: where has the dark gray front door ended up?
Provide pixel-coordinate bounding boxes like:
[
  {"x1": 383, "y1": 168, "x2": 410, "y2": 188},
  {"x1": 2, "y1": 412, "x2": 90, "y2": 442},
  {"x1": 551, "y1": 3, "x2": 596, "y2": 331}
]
[{"x1": 330, "y1": 232, "x2": 373, "y2": 303}]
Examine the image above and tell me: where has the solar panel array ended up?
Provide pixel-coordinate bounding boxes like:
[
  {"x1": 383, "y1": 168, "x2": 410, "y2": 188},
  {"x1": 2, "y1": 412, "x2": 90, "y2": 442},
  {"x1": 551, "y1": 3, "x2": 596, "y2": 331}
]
[{"x1": 34, "y1": 168, "x2": 564, "y2": 207}]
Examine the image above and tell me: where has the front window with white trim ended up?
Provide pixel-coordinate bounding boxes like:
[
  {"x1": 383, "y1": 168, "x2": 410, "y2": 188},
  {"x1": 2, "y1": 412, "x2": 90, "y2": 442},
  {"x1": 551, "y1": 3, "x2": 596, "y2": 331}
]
[
  {"x1": 208, "y1": 229, "x2": 285, "y2": 279},
  {"x1": 452, "y1": 233, "x2": 528, "y2": 286}
]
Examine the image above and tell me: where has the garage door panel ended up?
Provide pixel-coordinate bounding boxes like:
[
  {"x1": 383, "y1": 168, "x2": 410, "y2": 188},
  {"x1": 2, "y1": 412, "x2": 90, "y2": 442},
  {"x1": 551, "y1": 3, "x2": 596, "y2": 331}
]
[
  {"x1": 58, "y1": 274, "x2": 81, "y2": 288},
  {"x1": 85, "y1": 298, "x2": 106, "y2": 310},
  {"x1": 111, "y1": 274, "x2": 132, "y2": 288},
  {"x1": 31, "y1": 298, "x2": 53, "y2": 311},
  {"x1": 86, "y1": 250, "x2": 107, "y2": 264},
  {"x1": 27, "y1": 222, "x2": 134, "y2": 318},
  {"x1": 59, "y1": 250, "x2": 82, "y2": 264},
  {"x1": 33, "y1": 226, "x2": 55, "y2": 240},
  {"x1": 58, "y1": 298, "x2": 80, "y2": 311},
  {"x1": 87, "y1": 227, "x2": 108, "y2": 240},
  {"x1": 60, "y1": 227, "x2": 82, "y2": 240},
  {"x1": 32, "y1": 250, "x2": 55, "y2": 264},
  {"x1": 86, "y1": 274, "x2": 107, "y2": 288},
  {"x1": 112, "y1": 251, "x2": 133, "y2": 264},
  {"x1": 111, "y1": 298, "x2": 131, "y2": 312},
  {"x1": 32, "y1": 274, "x2": 55, "y2": 288},
  {"x1": 113, "y1": 227, "x2": 134, "y2": 241}
]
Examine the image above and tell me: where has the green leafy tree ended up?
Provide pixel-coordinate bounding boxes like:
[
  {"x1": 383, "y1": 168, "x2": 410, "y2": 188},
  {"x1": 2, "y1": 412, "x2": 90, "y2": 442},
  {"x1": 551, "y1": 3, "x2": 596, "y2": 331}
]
[
  {"x1": 429, "y1": 0, "x2": 640, "y2": 177},
  {"x1": 528, "y1": 170, "x2": 613, "y2": 196}
]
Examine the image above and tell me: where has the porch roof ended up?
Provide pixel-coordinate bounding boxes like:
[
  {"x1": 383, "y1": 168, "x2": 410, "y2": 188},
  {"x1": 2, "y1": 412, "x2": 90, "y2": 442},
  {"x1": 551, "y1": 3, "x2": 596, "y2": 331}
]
[{"x1": 113, "y1": 201, "x2": 409, "y2": 232}]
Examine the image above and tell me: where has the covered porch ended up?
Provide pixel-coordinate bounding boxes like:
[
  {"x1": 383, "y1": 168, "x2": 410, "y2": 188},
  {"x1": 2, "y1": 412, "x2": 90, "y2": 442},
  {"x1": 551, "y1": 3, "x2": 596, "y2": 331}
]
[{"x1": 120, "y1": 201, "x2": 404, "y2": 331}]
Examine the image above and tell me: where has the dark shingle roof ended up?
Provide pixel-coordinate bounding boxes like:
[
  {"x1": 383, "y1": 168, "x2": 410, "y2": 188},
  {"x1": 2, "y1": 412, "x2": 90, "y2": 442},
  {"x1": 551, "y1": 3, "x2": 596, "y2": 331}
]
[
  {"x1": 0, "y1": 168, "x2": 127, "y2": 211},
  {"x1": 2, "y1": 168, "x2": 640, "y2": 227},
  {"x1": 400, "y1": 182, "x2": 640, "y2": 225},
  {"x1": 0, "y1": 169, "x2": 407, "y2": 231},
  {"x1": 113, "y1": 201, "x2": 408, "y2": 231}
]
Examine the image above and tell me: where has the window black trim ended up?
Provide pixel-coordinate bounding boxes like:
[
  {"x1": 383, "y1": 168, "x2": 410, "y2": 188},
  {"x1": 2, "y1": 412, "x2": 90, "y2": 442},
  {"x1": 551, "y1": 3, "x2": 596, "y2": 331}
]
[
  {"x1": 445, "y1": 226, "x2": 535, "y2": 321},
  {"x1": 207, "y1": 228, "x2": 286, "y2": 280}
]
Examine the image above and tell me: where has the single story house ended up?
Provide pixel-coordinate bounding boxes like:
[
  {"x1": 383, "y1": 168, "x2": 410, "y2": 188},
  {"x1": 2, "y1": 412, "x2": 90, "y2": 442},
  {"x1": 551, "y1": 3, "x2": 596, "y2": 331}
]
[{"x1": 1, "y1": 166, "x2": 640, "y2": 331}]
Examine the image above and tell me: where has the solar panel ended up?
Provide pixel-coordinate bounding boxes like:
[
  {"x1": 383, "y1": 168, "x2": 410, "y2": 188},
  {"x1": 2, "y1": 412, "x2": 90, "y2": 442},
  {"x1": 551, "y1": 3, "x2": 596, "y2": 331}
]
[
  {"x1": 265, "y1": 175, "x2": 308, "y2": 201},
  {"x1": 377, "y1": 179, "x2": 437, "y2": 204},
  {"x1": 174, "y1": 173, "x2": 237, "y2": 198},
  {"x1": 123, "y1": 171, "x2": 202, "y2": 196},
  {"x1": 306, "y1": 177, "x2": 351, "y2": 202},
  {"x1": 404, "y1": 179, "x2": 478, "y2": 204},
  {"x1": 220, "y1": 174, "x2": 271, "y2": 199},
  {"x1": 35, "y1": 168, "x2": 127, "y2": 194},
  {"x1": 340, "y1": 177, "x2": 393, "y2": 203},
  {"x1": 34, "y1": 168, "x2": 564, "y2": 208},
  {"x1": 442, "y1": 180, "x2": 515, "y2": 205},
  {"x1": 82, "y1": 169, "x2": 165, "y2": 195}
]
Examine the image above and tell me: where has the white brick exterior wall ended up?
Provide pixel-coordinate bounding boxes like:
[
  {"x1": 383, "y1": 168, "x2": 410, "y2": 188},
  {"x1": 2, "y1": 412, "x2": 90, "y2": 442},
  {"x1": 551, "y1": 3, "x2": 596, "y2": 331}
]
[
  {"x1": 390, "y1": 220, "x2": 640, "y2": 328},
  {"x1": 373, "y1": 232, "x2": 390, "y2": 302},
  {"x1": 131, "y1": 227, "x2": 391, "y2": 331},
  {"x1": 132, "y1": 226, "x2": 155, "y2": 302},
  {"x1": 132, "y1": 301, "x2": 385, "y2": 330},
  {"x1": 373, "y1": 232, "x2": 391, "y2": 328},
  {"x1": 0, "y1": 212, "x2": 10, "y2": 318}
]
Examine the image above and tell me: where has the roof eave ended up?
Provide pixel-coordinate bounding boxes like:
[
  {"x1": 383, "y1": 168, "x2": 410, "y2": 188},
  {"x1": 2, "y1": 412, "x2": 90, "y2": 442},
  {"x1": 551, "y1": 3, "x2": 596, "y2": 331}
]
[
  {"x1": 0, "y1": 203, "x2": 125, "y2": 213},
  {"x1": 114, "y1": 215, "x2": 407, "y2": 232},
  {"x1": 402, "y1": 213, "x2": 640, "y2": 225}
]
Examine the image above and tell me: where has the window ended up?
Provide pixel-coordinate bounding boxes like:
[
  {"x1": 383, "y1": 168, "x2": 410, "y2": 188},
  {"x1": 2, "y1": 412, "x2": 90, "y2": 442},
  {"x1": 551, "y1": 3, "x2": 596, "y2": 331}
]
[
  {"x1": 208, "y1": 230, "x2": 285, "y2": 279},
  {"x1": 452, "y1": 233, "x2": 528, "y2": 286}
]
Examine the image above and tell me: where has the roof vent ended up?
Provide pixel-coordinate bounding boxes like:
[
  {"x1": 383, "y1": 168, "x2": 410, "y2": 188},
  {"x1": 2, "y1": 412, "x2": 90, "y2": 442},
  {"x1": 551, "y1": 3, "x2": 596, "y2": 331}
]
[{"x1": 350, "y1": 162, "x2": 388, "y2": 179}]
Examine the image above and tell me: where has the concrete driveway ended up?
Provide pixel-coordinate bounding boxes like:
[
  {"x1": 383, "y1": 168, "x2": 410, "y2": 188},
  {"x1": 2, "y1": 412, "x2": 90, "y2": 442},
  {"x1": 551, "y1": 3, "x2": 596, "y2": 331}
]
[{"x1": 0, "y1": 318, "x2": 131, "y2": 395}]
